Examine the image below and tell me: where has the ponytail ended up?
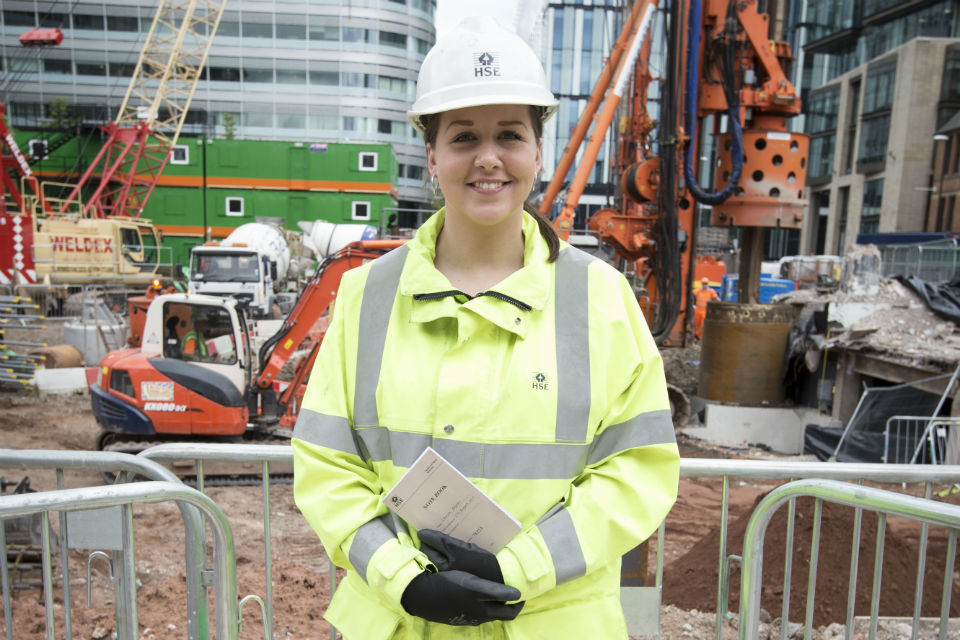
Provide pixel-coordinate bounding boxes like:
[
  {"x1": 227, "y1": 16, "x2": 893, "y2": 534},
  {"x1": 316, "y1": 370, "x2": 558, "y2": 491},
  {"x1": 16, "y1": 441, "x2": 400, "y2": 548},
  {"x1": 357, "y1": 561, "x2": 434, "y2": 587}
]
[{"x1": 524, "y1": 200, "x2": 560, "y2": 263}]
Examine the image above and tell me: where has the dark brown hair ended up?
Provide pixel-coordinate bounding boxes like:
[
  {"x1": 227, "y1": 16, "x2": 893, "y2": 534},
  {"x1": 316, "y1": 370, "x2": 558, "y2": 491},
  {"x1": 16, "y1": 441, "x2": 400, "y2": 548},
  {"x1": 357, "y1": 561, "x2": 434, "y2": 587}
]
[{"x1": 421, "y1": 106, "x2": 560, "y2": 263}]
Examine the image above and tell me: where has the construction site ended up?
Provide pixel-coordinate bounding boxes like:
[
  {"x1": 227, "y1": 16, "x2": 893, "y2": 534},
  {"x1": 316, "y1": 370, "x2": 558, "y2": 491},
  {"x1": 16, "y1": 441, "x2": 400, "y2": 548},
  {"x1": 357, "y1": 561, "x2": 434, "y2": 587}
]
[{"x1": 2, "y1": 0, "x2": 960, "y2": 638}]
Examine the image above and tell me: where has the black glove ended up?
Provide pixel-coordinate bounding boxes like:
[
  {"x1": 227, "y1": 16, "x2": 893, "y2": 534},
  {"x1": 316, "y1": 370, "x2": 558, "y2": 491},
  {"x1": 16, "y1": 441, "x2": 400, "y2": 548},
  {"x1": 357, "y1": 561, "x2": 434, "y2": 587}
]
[
  {"x1": 400, "y1": 570, "x2": 524, "y2": 626},
  {"x1": 419, "y1": 529, "x2": 505, "y2": 584}
]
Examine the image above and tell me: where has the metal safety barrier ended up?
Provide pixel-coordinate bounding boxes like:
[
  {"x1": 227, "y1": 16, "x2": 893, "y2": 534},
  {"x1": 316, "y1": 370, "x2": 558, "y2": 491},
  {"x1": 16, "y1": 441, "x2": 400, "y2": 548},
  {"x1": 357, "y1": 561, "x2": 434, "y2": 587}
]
[
  {"x1": 739, "y1": 478, "x2": 960, "y2": 640},
  {"x1": 885, "y1": 415, "x2": 960, "y2": 465},
  {"x1": 135, "y1": 445, "x2": 960, "y2": 640},
  {"x1": 0, "y1": 480, "x2": 239, "y2": 640},
  {"x1": 6, "y1": 446, "x2": 960, "y2": 639},
  {"x1": 139, "y1": 443, "x2": 299, "y2": 640},
  {"x1": 880, "y1": 243, "x2": 960, "y2": 284},
  {"x1": 0, "y1": 450, "x2": 211, "y2": 640}
]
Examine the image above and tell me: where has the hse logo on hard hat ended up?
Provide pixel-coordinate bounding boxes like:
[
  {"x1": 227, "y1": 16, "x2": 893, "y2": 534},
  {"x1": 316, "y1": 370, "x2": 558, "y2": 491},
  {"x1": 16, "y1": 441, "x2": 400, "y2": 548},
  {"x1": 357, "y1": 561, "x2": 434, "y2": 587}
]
[{"x1": 474, "y1": 51, "x2": 501, "y2": 77}]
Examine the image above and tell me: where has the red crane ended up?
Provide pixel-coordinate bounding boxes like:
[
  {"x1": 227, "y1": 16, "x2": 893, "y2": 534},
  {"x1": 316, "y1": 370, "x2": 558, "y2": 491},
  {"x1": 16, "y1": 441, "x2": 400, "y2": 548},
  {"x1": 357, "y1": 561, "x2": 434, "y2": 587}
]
[{"x1": 58, "y1": 0, "x2": 226, "y2": 219}]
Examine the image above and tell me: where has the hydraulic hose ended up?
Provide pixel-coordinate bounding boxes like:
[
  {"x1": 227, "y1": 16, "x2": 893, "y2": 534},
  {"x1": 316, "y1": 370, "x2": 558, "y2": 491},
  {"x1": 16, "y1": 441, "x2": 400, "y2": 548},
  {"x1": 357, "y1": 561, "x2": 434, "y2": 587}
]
[{"x1": 683, "y1": 0, "x2": 743, "y2": 205}]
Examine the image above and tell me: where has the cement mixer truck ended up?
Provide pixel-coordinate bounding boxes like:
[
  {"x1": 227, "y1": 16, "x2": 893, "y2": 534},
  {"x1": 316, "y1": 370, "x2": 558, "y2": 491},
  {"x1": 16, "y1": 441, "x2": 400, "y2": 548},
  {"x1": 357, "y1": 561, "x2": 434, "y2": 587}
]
[
  {"x1": 187, "y1": 223, "x2": 294, "y2": 318},
  {"x1": 187, "y1": 220, "x2": 378, "y2": 318}
]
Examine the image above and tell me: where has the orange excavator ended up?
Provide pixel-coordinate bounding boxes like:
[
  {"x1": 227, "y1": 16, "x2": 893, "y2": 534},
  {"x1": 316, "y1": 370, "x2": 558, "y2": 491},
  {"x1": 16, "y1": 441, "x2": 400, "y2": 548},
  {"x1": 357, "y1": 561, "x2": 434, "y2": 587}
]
[{"x1": 90, "y1": 240, "x2": 403, "y2": 452}]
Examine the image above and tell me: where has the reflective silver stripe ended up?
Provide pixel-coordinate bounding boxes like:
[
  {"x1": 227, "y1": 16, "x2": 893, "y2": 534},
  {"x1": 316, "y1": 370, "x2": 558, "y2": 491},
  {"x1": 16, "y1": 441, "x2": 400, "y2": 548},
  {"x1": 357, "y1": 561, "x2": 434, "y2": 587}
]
[
  {"x1": 354, "y1": 421, "x2": 672, "y2": 479},
  {"x1": 539, "y1": 508, "x2": 586, "y2": 584},
  {"x1": 349, "y1": 514, "x2": 397, "y2": 582},
  {"x1": 555, "y1": 247, "x2": 594, "y2": 443},
  {"x1": 292, "y1": 408, "x2": 361, "y2": 456},
  {"x1": 356, "y1": 428, "x2": 587, "y2": 479},
  {"x1": 586, "y1": 409, "x2": 676, "y2": 466},
  {"x1": 354, "y1": 245, "x2": 409, "y2": 428}
]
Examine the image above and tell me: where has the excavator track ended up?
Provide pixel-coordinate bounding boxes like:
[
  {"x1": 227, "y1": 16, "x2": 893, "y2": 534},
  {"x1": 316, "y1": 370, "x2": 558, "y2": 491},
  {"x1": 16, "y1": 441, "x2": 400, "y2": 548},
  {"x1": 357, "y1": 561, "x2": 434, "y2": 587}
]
[{"x1": 98, "y1": 430, "x2": 294, "y2": 487}]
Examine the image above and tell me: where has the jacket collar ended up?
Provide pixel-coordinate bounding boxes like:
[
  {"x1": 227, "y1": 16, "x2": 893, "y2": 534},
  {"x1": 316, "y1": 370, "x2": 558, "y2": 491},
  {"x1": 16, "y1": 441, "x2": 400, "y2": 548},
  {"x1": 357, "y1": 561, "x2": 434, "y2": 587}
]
[{"x1": 399, "y1": 208, "x2": 552, "y2": 338}]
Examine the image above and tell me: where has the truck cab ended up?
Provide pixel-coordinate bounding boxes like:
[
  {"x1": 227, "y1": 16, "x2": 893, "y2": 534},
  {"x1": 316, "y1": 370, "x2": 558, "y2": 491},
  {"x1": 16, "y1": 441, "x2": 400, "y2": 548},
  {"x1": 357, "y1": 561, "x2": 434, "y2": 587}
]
[
  {"x1": 189, "y1": 246, "x2": 276, "y2": 317},
  {"x1": 92, "y1": 293, "x2": 253, "y2": 443},
  {"x1": 31, "y1": 216, "x2": 164, "y2": 284}
]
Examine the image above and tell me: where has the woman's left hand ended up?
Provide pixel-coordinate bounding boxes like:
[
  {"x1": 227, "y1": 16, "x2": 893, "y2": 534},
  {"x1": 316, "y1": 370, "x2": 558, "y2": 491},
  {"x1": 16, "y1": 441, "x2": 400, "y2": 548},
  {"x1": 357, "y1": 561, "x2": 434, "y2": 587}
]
[{"x1": 418, "y1": 529, "x2": 505, "y2": 584}]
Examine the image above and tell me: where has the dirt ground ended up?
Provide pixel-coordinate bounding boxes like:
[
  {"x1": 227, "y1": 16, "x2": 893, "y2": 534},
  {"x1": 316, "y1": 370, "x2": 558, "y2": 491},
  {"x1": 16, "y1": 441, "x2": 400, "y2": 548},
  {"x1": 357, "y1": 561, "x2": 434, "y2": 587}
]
[{"x1": 2, "y1": 385, "x2": 960, "y2": 639}]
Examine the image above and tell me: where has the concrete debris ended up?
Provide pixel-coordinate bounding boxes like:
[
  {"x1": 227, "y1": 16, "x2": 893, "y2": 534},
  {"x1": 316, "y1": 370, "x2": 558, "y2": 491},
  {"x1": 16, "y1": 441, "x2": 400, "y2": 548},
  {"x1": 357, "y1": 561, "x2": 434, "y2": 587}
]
[{"x1": 774, "y1": 248, "x2": 960, "y2": 371}]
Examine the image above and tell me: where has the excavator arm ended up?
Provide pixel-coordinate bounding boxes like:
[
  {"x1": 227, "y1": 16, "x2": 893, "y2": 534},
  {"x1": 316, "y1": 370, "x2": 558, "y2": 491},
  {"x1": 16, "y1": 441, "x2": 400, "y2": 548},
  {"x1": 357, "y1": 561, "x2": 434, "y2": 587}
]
[{"x1": 250, "y1": 239, "x2": 405, "y2": 427}]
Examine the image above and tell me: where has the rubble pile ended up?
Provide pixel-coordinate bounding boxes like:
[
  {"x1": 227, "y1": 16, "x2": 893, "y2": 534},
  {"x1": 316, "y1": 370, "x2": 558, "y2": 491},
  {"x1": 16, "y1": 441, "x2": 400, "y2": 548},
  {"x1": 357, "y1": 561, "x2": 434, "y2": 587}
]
[{"x1": 775, "y1": 247, "x2": 960, "y2": 372}]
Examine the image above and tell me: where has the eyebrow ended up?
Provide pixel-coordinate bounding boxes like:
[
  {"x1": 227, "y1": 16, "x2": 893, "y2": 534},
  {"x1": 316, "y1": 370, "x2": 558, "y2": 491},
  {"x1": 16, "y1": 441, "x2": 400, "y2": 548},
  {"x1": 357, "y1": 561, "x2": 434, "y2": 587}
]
[{"x1": 444, "y1": 120, "x2": 530, "y2": 131}]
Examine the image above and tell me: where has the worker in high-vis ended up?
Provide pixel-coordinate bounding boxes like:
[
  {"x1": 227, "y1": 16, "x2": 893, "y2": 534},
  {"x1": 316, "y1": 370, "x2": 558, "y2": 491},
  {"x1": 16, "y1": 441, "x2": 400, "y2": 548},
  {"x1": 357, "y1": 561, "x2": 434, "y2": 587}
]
[
  {"x1": 694, "y1": 276, "x2": 719, "y2": 339},
  {"x1": 180, "y1": 315, "x2": 209, "y2": 360},
  {"x1": 292, "y1": 16, "x2": 680, "y2": 639}
]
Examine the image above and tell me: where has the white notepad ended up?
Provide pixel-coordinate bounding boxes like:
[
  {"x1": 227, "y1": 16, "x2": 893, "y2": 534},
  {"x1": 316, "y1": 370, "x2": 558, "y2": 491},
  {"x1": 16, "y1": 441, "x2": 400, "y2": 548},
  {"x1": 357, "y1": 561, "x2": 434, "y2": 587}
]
[{"x1": 383, "y1": 446, "x2": 521, "y2": 553}]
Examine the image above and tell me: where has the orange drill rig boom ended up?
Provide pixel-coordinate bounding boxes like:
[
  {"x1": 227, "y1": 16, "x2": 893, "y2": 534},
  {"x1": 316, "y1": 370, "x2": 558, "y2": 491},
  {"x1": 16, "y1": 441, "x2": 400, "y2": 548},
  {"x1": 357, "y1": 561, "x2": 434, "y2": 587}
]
[{"x1": 541, "y1": 0, "x2": 807, "y2": 345}]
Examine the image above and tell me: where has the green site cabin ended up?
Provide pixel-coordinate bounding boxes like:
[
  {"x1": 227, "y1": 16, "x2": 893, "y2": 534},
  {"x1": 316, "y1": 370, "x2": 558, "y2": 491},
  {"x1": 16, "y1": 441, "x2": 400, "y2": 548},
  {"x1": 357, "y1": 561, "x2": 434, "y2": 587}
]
[{"x1": 15, "y1": 130, "x2": 399, "y2": 268}]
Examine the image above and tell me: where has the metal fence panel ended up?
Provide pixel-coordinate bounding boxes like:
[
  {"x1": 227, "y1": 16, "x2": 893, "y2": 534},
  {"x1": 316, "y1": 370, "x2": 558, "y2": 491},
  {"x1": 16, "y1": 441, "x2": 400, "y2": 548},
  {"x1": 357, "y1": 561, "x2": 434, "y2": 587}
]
[
  {"x1": 0, "y1": 480, "x2": 238, "y2": 640},
  {"x1": 880, "y1": 244, "x2": 960, "y2": 283},
  {"x1": 738, "y1": 478, "x2": 960, "y2": 640},
  {"x1": 138, "y1": 444, "x2": 960, "y2": 640}
]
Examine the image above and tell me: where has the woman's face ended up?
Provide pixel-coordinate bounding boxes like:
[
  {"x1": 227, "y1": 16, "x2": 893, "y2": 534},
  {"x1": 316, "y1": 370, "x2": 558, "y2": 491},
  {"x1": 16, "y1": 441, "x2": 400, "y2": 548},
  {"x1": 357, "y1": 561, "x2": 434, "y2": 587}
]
[{"x1": 426, "y1": 103, "x2": 542, "y2": 231}]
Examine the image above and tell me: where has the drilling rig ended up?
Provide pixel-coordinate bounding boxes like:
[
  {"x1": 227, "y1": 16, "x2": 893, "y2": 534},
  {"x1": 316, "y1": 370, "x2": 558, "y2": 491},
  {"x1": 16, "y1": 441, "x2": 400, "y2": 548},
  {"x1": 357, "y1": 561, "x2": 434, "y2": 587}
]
[{"x1": 541, "y1": 0, "x2": 807, "y2": 347}]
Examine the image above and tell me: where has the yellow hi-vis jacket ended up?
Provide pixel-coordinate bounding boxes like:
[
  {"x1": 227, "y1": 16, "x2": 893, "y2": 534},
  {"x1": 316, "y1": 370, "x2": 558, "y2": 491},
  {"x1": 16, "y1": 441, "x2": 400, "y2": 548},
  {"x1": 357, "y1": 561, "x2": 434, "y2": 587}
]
[{"x1": 292, "y1": 209, "x2": 680, "y2": 640}]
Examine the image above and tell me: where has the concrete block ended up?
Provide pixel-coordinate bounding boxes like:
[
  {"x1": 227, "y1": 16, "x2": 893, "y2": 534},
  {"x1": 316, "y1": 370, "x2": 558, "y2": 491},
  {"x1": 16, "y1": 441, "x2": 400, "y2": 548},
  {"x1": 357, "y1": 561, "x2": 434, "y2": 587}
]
[
  {"x1": 34, "y1": 367, "x2": 92, "y2": 395},
  {"x1": 684, "y1": 403, "x2": 838, "y2": 455}
]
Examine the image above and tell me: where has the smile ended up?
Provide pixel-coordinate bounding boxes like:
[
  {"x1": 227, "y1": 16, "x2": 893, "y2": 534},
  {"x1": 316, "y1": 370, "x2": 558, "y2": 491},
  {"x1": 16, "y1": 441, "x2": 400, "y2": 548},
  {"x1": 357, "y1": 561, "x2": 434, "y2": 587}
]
[{"x1": 470, "y1": 181, "x2": 508, "y2": 192}]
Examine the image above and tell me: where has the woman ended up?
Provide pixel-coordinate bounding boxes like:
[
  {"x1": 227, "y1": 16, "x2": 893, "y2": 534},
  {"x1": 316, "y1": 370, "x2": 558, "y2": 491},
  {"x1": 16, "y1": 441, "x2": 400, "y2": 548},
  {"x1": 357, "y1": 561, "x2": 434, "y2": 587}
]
[{"x1": 292, "y1": 17, "x2": 680, "y2": 639}]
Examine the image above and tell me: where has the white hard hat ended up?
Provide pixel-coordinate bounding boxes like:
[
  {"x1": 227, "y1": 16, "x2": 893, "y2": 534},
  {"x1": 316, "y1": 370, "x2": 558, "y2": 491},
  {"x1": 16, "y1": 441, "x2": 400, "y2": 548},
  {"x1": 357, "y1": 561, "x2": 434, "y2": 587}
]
[{"x1": 408, "y1": 17, "x2": 559, "y2": 132}]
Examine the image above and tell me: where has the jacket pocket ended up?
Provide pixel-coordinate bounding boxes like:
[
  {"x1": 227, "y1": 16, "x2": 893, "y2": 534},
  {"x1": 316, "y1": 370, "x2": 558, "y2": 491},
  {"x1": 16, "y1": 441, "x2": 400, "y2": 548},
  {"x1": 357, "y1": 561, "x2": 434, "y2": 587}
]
[
  {"x1": 505, "y1": 594, "x2": 627, "y2": 640},
  {"x1": 325, "y1": 572, "x2": 401, "y2": 640}
]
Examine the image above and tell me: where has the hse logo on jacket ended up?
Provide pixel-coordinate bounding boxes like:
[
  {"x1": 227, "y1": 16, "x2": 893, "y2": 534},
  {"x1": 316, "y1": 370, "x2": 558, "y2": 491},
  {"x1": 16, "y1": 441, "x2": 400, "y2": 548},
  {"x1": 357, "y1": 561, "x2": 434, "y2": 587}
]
[{"x1": 293, "y1": 209, "x2": 680, "y2": 639}]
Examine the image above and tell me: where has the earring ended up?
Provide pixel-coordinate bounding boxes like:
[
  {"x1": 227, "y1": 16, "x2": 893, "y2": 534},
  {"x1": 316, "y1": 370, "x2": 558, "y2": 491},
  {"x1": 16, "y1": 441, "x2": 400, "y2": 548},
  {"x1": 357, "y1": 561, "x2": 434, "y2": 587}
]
[{"x1": 431, "y1": 174, "x2": 439, "y2": 197}]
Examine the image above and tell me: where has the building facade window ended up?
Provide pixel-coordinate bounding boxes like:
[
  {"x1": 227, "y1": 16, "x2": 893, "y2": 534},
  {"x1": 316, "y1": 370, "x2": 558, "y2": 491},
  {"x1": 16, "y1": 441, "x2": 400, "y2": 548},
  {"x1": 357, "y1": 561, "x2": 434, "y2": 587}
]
[
  {"x1": 28, "y1": 139, "x2": 48, "y2": 160},
  {"x1": 939, "y1": 46, "x2": 960, "y2": 128},
  {"x1": 843, "y1": 79, "x2": 861, "y2": 174},
  {"x1": 226, "y1": 197, "x2": 244, "y2": 217},
  {"x1": 359, "y1": 152, "x2": 378, "y2": 172},
  {"x1": 379, "y1": 31, "x2": 407, "y2": 49},
  {"x1": 107, "y1": 15, "x2": 139, "y2": 32},
  {"x1": 243, "y1": 67, "x2": 273, "y2": 83},
  {"x1": 76, "y1": 59, "x2": 107, "y2": 76},
  {"x1": 352, "y1": 201, "x2": 371, "y2": 220},
  {"x1": 342, "y1": 72, "x2": 375, "y2": 88},
  {"x1": 860, "y1": 178, "x2": 883, "y2": 233},
  {"x1": 276, "y1": 19, "x2": 306, "y2": 40},
  {"x1": 863, "y1": 1, "x2": 954, "y2": 60},
  {"x1": 4, "y1": 11, "x2": 36, "y2": 26},
  {"x1": 857, "y1": 61, "x2": 895, "y2": 172},
  {"x1": 805, "y1": 0, "x2": 858, "y2": 43},
  {"x1": 837, "y1": 186, "x2": 850, "y2": 253},
  {"x1": 43, "y1": 58, "x2": 71, "y2": 74},
  {"x1": 72, "y1": 13, "x2": 105, "y2": 30},
  {"x1": 39, "y1": 12, "x2": 68, "y2": 27},
  {"x1": 210, "y1": 66, "x2": 240, "y2": 82},
  {"x1": 242, "y1": 20, "x2": 272, "y2": 39},
  {"x1": 110, "y1": 62, "x2": 135, "y2": 77},
  {"x1": 309, "y1": 23, "x2": 339, "y2": 41},
  {"x1": 805, "y1": 86, "x2": 840, "y2": 182},
  {"x1": 310, "y1": 70, "x2": 338, "y2": 86},
  {"x1": 342, "y1": 27, "x2": 373, "y2": 43},
  {"x1": 170, "y1": 145, "x2": 189, "y2": 165}
]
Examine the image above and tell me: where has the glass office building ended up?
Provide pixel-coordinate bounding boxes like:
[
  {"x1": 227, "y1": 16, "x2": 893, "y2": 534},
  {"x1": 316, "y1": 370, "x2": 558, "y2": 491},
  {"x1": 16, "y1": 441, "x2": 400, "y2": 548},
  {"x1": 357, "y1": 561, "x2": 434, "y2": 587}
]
[
  {"x1": 795, "y1": 0, "x2": 960, "y2": 253},
  {"x1": 540, "y1": 0, "x2": 626, "y2": 224},
  {"x1": 0, "y1": 0, "x2": 436, "y2": 206}
]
